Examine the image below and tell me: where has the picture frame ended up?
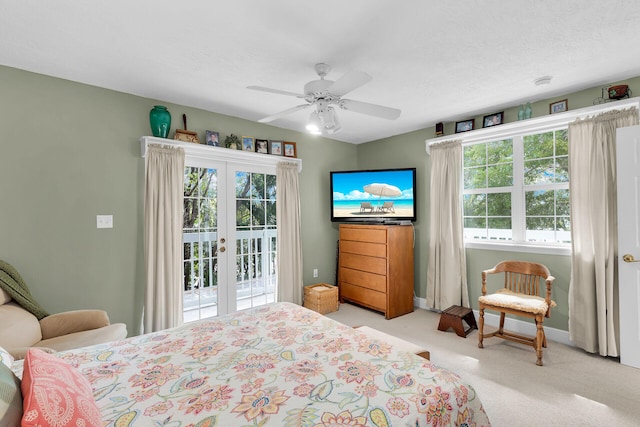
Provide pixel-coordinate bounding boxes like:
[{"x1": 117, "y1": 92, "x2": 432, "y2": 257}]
[
  {"x1": 455, "y1": 119, "x2": 475, "y2": 133},
  {"x1": 255, "y1": 138, "x2": 269, "y2": 154},
  {"x1": 483, "y1": 112, "x2": 504, "y2": 128},
  {"x1": 268, "y1": 140, "x2": 283, "y2": 156},
  {"x1": 549, "y1": 99, "x2": 568, "y2": 114},
  {"x1": 205, "y1": 130, "x2": 220, "y2": 146},
  {"x1": 283, "y1": 141, "x2": 297, "y2": 158},
  {"x1": 241, "y1": 136, "x2": 255, "y2": 152}
]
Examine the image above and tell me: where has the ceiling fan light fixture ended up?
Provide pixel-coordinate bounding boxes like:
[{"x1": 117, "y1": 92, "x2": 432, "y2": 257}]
[
  {"x1": 306, "y1": 111, "x2": 321, "y2": 133},
  {"x1": 249, "y1": 63, "x2": 395, "y2": 135},
  {"x1": 322, "y1": 107, "x2": 341, "y2": 133}
]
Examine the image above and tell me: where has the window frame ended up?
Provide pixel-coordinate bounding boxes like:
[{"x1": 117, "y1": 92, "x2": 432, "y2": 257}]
[
  {"x1": 462, "y1": 131, "x2": 570, "y2": 253},
  {"x1": 425, "y1": 97, "x2": 640, "y2": 255}
]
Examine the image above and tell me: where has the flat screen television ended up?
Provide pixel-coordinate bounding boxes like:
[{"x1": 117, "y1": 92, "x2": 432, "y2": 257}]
[{"x1": 330, "y1": 167, "x2": 416, "y2": 223}]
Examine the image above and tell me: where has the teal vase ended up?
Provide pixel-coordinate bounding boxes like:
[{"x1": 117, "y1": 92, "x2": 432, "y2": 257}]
[{"x1": 149, "y1": 105, "x2": 171, "y2": 138}]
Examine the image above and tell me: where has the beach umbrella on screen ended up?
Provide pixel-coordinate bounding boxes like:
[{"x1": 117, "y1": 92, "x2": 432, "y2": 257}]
[{"x1": 364, "y1": 183, "x2": 401, "y2": 209}]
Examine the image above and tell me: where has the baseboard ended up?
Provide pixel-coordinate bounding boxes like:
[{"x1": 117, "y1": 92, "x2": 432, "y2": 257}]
[
  {"x1": 414, "y1": 296, "x2": 429, "y2": 310},
  {"x1": 414, "y1": 296, "x2": 572, "y2": 346}
]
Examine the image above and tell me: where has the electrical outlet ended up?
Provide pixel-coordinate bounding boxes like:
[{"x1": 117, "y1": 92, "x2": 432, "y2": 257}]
[
  {"x1": 313, "y1": 268, "x2": 318, "y2": 278},
  {"x1": 96, "y1": 215, "x2": 113, "y2": 229}
]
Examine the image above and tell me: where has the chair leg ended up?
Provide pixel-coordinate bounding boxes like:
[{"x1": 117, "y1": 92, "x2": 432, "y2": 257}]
[
  {"x1": 478, "y1": 307, "x2": 485, "y2": 349},
  {"x1": 535, "y1": 316, "x2": 544, "y2": 366},
  {"x1": 498, "y1": 312, "x2": 506, "y2": 335}
]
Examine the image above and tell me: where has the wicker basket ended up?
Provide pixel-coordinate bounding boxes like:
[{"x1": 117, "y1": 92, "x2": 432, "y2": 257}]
[{"x1": 303, "y1": 283, "x2": 339, "y2": 314}]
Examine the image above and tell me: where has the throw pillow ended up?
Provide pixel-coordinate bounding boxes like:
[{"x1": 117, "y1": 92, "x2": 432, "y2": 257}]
[
  {"x1": 0, "y1": 362, "x2": 22, "y2": 427},
  {"x1": 21, "y1": 348, "x2": 101, "y2": 427}
]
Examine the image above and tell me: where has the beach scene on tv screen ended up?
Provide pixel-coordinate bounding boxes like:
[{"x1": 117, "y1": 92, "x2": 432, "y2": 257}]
[{"x1": 332, "y1": 170, "x2": 414, "y2": 218}]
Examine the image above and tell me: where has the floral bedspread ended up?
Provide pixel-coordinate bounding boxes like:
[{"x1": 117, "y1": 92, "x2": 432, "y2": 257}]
[{"x1": 15, "y1": 302, "x2": 490, "y2": 427}]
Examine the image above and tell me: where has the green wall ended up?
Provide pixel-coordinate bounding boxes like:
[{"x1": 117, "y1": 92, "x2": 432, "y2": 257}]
[
  {"x1": 358, "y1": 75, "x2": 640, "y2": 331},
  {"x1": 0, "y1": 65, "x2": 356, "y2": 336},
  {"x1": 1, "y1": 63, "x2": 637, "y2": 335}
]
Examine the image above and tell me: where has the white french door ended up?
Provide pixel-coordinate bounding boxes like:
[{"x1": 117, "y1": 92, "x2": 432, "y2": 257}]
[
  {"x1": 182, "y1": 158, "x2": 277, "y2": 322},
  {"x1": 617, "y1": 125, "x2": 640, "y2": 369}
]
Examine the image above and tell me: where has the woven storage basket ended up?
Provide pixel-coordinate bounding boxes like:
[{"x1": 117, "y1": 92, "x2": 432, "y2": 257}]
[{"x1": 303, "y1": 283, "x2": 339, "y2": 314}]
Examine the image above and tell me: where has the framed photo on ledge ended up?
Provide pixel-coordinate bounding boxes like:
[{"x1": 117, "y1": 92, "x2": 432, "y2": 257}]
[
  {"x1": 255, "y1": 138, "x2": 269, "y2": 154},
  {"x1": 268, "y1": 140, "x2": 283, "y2": 156},
  {"x1": 283, "y1": 141, "x2": 297, "y2": 158},
  {"x1": 205, "y1": 130, "x2": 220, "y2": 146},
  {"x1": 242, "y1": 136, "x2": 255, "y2": 152},
  {"x1": 550, "y1": 99, "x2": 568, "y2": 114},
  {"x1": 483, "y1": 112, "x2": 504, "y2": 128},
  {"x1": 455, "y1": 119, "x2": 475, "y2": 133}
]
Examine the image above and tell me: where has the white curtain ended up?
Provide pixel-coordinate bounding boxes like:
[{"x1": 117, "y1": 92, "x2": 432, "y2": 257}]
[
  {"x1": 144, "y1": 144, "x2": 185, "y2": 333},
  {"x1": 426, "y1": 140, "x2": 469, "y2": 310},
  {"x1": 276, "y1": 162, "x2": 303, "y2": 305},
  {"x1": 568, "y1": 107, "x2": 638, "y2": 356}
]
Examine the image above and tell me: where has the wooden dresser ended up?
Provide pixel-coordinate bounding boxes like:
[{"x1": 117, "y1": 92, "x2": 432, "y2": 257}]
[{"x1": 338, "y1": 223, "x2": 414, "y2": 319}]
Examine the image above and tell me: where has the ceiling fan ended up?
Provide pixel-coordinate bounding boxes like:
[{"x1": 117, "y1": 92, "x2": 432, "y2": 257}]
[{"x1": 247, "y1": 63, "x2": 401, "y2": 135}]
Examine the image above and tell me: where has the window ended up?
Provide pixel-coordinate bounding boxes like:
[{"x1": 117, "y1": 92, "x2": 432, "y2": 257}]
[
  {"x1": 425, "y1": 96, "x2": 640, "y2": 254},
  {"x1": 463, "y1": 129, "x2": 570, "y2": 246}
]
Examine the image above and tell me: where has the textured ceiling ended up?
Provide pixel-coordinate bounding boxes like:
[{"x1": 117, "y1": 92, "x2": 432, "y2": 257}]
[{"x1": 2, "y1": 1, "x2": 640, "y2": 144}]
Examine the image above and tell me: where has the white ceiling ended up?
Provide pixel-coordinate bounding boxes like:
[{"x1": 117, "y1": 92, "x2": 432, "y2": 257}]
[{"x1": 2, "y1": 1, "x2": 640, "y2": 144}]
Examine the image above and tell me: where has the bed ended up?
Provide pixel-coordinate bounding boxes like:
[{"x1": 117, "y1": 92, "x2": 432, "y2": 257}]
[{"x1": 9, "y1": 302, "x2": 490, "y2": 426}]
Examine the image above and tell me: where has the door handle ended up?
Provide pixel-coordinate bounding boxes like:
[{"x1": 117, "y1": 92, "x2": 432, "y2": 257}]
[
  {"x1": 219, "y1": 246, "x2": 226, "y2": 253},
  {"x1": 622, "y1": 254, "x2": 640, "y2": 263}
]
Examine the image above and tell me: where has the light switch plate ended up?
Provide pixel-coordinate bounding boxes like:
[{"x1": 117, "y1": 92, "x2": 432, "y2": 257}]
[{"x1": 96, "y1": 215, "x2": 113, "y2": 229}]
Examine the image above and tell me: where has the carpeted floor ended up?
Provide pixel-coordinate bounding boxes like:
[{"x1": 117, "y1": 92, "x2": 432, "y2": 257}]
[{"x1": 325, "y1": 302, "x2": 640, "y2": 427}]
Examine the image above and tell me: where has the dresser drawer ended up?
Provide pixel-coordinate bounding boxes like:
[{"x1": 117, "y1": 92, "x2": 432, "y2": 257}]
[
  {"x1": 340, "y1": 227, "x2": 387, "y2": 244},
  {"x1": 340, "y1": 282, "x2": 386, "y2": 311},
  {"x1": 340, "y1": 253, "x2": 386, "y2": 275},
  {"x1": 340, "y1": 240, "x2": 386, "y2": 258},
  {"x1": 340, "y1": 267, "x2": 386, "y2": 293}
]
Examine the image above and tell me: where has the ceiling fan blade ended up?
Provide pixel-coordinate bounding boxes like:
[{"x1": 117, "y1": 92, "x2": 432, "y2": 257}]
[
  {"x1": 257, "y1": 104, "x2": 310, "y2": 123},
  {"x1": 339, "y1": 99, "x2": 401, "y2": 120},
  {"x1": 247, "y1": 85, "x2": 305, "y2": 98},
  {"x1": 327, "y1": 70, "x2": 372, "y2": 96}
]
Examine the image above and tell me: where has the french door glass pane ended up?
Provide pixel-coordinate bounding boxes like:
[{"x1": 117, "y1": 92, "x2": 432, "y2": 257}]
[
  {"x1": 235, "y1": 171, "x2": 276, "y2": 311},
  {"x1": 183, "y1": 167, "x2": 218, "y2": 322}
]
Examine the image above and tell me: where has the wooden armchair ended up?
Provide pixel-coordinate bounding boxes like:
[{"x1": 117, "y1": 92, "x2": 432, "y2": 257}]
[{"x1": 477, "y1": 260, "x2": 555, "y2": 366}]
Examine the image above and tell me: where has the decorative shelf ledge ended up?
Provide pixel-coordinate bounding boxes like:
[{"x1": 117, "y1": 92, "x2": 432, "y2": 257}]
[{"x1": 140, "y1": 136, "x2": 302, "y2": 172}]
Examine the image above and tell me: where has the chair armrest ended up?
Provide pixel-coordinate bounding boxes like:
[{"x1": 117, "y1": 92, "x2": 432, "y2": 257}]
[
  {"x1": 7, "y1": 346, "x2": 56, "y2": 361},
  {"x1": 40, "y1": 310, "x2": 111, "y2": 340},
  {"x1": 481, "y1": 268, "x2": 497, "y2": 295}
]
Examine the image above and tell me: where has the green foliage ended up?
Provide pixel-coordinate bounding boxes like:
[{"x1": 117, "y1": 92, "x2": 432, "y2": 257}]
[
  {"x1": 463, "y1": 140, "x2": 513, "y2": 189},
  {"x1": 235, "y1": 172, "x2": 277, "y2": 228},
  {"x1": 463, "y1": 130, "x2": 570, "y2": 242}
]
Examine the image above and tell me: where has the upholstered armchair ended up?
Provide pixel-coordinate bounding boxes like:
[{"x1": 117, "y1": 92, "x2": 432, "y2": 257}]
[
  {"x1": 0, "y1": 288, "x2": 127, "y2": 359},
  {"x1": 0, "y1": 260, "x2": 127, "y2": 359}
]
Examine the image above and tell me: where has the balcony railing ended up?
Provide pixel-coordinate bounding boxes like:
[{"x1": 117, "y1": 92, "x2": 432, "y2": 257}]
[{"x1": 183, "y1": 229, "x2": 277, "y2": 322}]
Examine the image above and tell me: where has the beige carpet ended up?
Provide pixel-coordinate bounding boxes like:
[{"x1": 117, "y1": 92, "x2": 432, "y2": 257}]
[{"x1": 325, "y1": 302, "x2": 640, "y2": 427}]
